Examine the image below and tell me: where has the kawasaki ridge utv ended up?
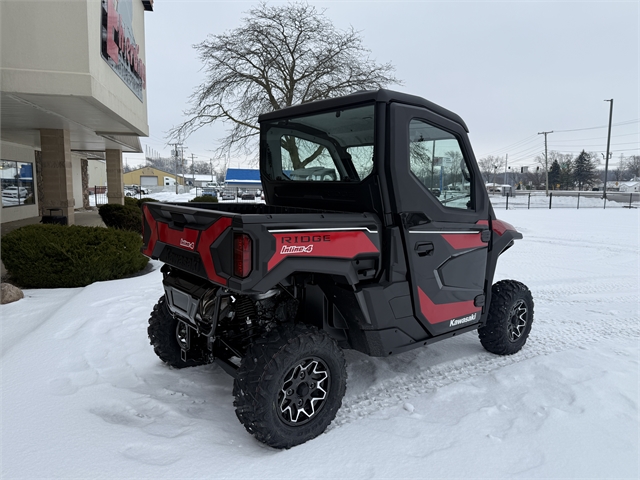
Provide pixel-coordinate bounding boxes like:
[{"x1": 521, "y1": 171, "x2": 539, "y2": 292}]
[{"x1": 142, "y1": 89, "x2": 533, "y2": 448}]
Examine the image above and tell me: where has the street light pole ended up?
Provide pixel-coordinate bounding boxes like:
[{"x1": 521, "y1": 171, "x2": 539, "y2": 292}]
[{"x1": 603, "y1": 99, "x2": 614, "y2": 200}]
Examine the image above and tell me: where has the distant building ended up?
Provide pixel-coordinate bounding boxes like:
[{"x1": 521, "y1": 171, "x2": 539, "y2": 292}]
[
  {"x1": 225, "y1": 169, "x2": 262, "y2": 190},
  {"x1": 619, "y1": 181, "x2": 640, "y2": 193},
  {"x1": 177, "y1": 174, "x2": 218, "y2": 187},
  {"x1": 123, "y1": 167, "x2": 184, "y2": 187}
]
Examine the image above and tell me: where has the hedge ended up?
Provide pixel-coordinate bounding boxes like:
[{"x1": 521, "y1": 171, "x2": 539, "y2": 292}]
[
  {"x1": 99, "y1": 203, "x2": 142, "y2": 233},
  {"x1": 1, "y1": 224, "x2": 148, "y2": 288},
  {"x1": 189, "y1": 195, "x2": 219, "y2": 203},
  {"x1": 99, "y1": 199, "x2": 161, "y2": 233},
  {"x1": 124, "y1": 196, "x2": 139, "y2": 207}
]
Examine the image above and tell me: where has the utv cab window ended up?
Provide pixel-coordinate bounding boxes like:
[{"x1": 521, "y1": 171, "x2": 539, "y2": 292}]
[
  {"x1": 263, "y1": 105, "x2": 375, "y2": 182},
  {"x1": 408, "y1": 119, "x2": 474, "y2": 210}
]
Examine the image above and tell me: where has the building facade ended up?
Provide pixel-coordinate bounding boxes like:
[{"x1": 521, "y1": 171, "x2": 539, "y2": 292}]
[
  {"x1": 123, "y1": 167, "x2": 184, "y2": 187},
  {"x1": 1, "y1": 0, "x2": 153, "y2": 224}
]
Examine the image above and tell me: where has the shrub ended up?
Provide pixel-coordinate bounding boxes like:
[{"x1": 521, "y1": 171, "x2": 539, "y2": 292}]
[
  {"x1": 99, "y1": 203, "x2": 142, "y2": 233},
  {"x1": 189, "y1": 195, "x2": 218, "y2": 203},
  {"x1": 1, "y1": 224, "x2": 148, "y2": 288},
  {"x1": 124, "y1": 196, "x2": 139, "y2": 207},
  {"x1": 138, "y1": 197, "x2": 160, "y2": 207}
]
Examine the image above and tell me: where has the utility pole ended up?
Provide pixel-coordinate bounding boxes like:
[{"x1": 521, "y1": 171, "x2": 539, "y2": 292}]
[
  {"x1": 191, "y1": 153, "x2": 196, "y2": 186},
  {"x1": 210, "y1": 158, "x2": 214, "y2": 182},
  {"x1": 171, "y1": 143, "x2": 182, "y2": 194},
  {"x1": 503, "y1": 153, "x2": 508, "y2": 185},
  {"x1": 603, "y1": 99, "x2": 614, "y2": 200},
  {"x1": 538, "y1": 131, "x2": 553, "y2": 196},
  {"x1": 179, "y1": 147, "x2": 186, "y2": 194}
]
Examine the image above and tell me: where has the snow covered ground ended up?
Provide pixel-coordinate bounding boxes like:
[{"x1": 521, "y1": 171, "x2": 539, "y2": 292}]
[{"x1": 1, "y1": 209, "x2": 638, "y2": 479}]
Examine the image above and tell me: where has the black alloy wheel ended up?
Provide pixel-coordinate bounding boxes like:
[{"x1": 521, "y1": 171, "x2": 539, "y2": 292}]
[
  {"x1": 479, "y1": 280, "x2": 534, "y2": 355},
  {"x1": 233, "y1": 323, "x2": 347, "y2": 449},
  {"x1": 278, "y1": 357, "x2": 330, "y2": 426},
  {"x1": 507, "y1": 299, "x2": 529, "y2": 342}
]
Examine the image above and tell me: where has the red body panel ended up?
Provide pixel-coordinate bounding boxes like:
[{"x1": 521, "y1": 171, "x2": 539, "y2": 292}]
[
  {"x1": 441, "y1": 233, "x2": 484, "y2": 250},
  {"x1": 268, "y1": 230, "x2": 379, "y2": 271}
]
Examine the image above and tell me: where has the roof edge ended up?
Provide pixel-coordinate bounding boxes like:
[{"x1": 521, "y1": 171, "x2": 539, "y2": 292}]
[{"x1": 258, "y1": 89, "x2": 469, "y2": 132}]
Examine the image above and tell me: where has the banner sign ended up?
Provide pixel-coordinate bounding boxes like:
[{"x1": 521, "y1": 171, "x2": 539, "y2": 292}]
[{"x1": 101, "y1": 0, "x2": 146, "y2": 101}]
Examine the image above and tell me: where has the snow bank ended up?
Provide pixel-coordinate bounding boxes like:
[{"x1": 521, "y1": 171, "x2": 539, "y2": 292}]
[{"x1": 1, "y1": 209, "x2": 638, "y2": 478}]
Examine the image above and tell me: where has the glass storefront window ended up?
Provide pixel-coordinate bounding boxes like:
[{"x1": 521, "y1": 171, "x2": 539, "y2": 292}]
[{"x1": 1, "y1": 160, "x2": 35, "y2": 208}]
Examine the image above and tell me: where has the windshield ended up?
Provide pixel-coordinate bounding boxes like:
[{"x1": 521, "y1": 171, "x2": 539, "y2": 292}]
[{"x1": 262, "y1": 104, "x2": 375, "y2": 182}]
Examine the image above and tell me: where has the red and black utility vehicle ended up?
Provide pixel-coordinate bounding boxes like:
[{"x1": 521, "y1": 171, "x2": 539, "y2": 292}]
[{"x1": 142, "y1": 89, "x2": 533, "y2": 448}]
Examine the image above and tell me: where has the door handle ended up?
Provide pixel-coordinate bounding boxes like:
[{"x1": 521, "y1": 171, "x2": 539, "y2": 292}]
[{"x1": 415, "y1": 241, "x2": 434, "y2": 256}]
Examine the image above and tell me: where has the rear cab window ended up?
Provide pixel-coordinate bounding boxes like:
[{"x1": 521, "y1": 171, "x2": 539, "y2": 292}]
[{"x1": 263, "y1": 104, "x2": 375, "y2": 183}]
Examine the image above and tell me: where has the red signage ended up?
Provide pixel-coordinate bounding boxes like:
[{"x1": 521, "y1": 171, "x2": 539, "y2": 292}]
[{"x1": 101, "y1": 0, "x2": 146, "y2": 101}]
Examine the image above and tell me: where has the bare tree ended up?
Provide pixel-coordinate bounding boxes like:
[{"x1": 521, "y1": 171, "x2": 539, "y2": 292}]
[
  {"x1": 477, "y1": 155, "x2": 505, "y2": 184},
  {"x1": 170, "y1": 1, "x2": 400, "y2": 167},
  {"x1": 622, "y1": 155, "x2": 640, "y2": 180}
]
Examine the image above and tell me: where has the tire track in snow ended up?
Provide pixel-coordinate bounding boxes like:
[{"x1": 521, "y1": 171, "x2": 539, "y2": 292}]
[{"x1": 331, "y1": 312, "x2": 639, "y2": 429}]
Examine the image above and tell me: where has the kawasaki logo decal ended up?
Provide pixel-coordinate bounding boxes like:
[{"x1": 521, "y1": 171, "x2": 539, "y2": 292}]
[{"x1": 449, "y1": 312, "x2": 477, "y2": 327}]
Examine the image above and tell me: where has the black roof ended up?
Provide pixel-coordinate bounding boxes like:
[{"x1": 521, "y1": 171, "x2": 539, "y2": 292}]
[{"x1": 258, "y1": 89, "x2": 469, "y2": 132}]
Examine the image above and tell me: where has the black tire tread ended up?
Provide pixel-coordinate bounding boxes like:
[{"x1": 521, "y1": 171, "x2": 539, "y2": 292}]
[
  {"x1": 233, "y1": 323, "x2": 346, "y2": 449},
  {"x1": 147, "y1": 295, "x2": 206, "y2": 368},
  {"x1": 479, "y1": 280, "x2": 534, "y2": 355}
]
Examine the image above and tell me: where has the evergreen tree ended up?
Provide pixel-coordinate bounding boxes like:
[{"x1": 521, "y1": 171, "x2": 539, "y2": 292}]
[
  {"x1": 573, "y1": 150, "x2": 598, "y2": 191},
  {"x1": 548, "y1": 160, "x2": 561, "y2": 190},
  {"x1": 559, "y1": 158, "x2": 574, "y2": 190}
]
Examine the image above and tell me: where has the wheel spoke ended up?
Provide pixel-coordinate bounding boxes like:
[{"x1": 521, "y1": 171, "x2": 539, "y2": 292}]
[
  {"x1": 279, "y1": 358, "x2": 330, "y2": 425},
  {"x1": 508, "y1": 300, "x2": 528, "y2": 341}
]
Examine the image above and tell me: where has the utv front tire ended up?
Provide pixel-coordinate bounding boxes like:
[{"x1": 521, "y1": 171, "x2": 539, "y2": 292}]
[
  {"x1": 147, "y1": 295, "x2": 207, "y2": 368},
  {"x1": 479, "y1": 280, "x2": 534, "y2": 355},
  {"x1": 233, "y1": 324, "x2": 347, "y2": 449}
]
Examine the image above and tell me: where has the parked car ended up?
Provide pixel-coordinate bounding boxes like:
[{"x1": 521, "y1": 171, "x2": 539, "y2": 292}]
[
  {"x1": 2, "y1": 186, "x2": 28, "y2": 198},
  {"x1": 125, "y1": 185, "x2": 150, "y2": 196},
  {"x1": 202, "y1": 182, "x2": 218, "y2": 197},
  {"x1": 221, "y1": 192, "x2": 235, "y2": 201},
  {"x1": 241, "y1": 192, "x2": 256, "y2": 200}
]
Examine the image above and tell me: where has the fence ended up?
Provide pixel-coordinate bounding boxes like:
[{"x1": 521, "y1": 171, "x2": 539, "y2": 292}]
[
  {"x1": 490, "y1": 191, "x2": 639, "y2": 210},
  {"x1": 91, "y1": 186, "x2": 107, "y2": 207}
]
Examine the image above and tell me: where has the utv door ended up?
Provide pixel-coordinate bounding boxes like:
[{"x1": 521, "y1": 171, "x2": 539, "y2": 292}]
[{"x1": 389, "y1": 103, "x2": 491, "y2": 337}]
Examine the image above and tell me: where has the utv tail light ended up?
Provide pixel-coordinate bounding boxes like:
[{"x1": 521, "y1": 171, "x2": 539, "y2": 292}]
[{"x1": 233, "y1": 233, "x2": 252, "y2": 278}]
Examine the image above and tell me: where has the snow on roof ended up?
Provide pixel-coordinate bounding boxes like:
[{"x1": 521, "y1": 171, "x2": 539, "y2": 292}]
[{"x1": 178, "y1": 174, "x2": 217, "y2": 182}]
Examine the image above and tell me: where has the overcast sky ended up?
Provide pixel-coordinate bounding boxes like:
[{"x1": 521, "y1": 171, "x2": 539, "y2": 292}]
[{"x1": 125, "y1": 1, "x2": 639, "y2": 171}]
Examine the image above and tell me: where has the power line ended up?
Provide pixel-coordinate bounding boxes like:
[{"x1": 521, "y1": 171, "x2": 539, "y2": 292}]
[
  {"x1": 548, "y1": 132, "x2": 638, "y2": 142},
  {"x1": 476, "y1": 134, "x2": 538, "y2": 157},
  {"x1": 554, "y1": 118, "x2": 637, "y2": 133},
  {"x1": 478, "y1": 118, "x2": 639, "y2": 158}
]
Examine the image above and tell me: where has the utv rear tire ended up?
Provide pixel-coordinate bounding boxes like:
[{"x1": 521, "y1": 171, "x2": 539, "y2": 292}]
[
  {"x1": 233, "y1": 324, "x2": 347, "y2": 449},
  {"x1": 479, "y1": 280, "x2": 534, "y2": 355},
  {"x1": 147, "y1": 295, "x2": 207, "y2": 368}
]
